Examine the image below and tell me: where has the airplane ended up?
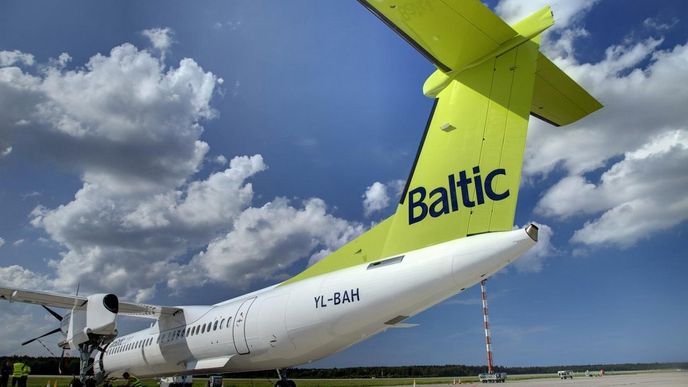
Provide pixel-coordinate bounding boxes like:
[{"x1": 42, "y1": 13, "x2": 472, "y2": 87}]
[{"x1": 0, "y1": 1, "x2": 602, "y2": 386}]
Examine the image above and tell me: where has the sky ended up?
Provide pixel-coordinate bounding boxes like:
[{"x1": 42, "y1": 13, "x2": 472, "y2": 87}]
[{"x1": 0, "y1": 0, "x2": 687, "y2": 368}]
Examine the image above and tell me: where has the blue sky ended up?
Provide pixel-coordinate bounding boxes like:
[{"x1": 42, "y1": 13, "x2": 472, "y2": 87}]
[{"x1": 1, "y1": 0, "x2": 687, "y2": 367}]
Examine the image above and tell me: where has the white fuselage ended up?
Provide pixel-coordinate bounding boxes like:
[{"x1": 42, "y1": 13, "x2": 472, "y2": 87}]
[{"x1": 96, "y1": 228, "x2": 535, "y2": 378}]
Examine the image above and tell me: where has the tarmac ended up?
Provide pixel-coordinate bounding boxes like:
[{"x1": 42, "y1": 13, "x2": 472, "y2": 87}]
[
  {"x1": 502, "y1": 372, "x2": 688, "y2": 386},
  {"x1": 394, "y1": 371, "x2": 688, "y2": 386}
]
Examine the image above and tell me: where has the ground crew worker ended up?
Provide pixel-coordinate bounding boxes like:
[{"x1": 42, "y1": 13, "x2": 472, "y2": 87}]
[
  {"x1": 18, "y1": 363, "x2": 29, "y2": 387},
  {"x1": 11, "y1": 362, "x2": 22, "y2": 387},
  {"x1": 0, "y1": 361, "x2": 11, "y2": 387},
  {"x1": 122, "y1": 372, "x2": 143, "y2": 387}
]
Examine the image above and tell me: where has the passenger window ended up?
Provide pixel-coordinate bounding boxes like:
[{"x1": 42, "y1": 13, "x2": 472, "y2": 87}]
[
  {"x1": 213, "y1": 321, "x2": 218, "y2": 331},
  {"x1": 201, "y1": 324, "x2": 206, "y2": 334},
  {"x1": 226, "y1": 317, "x2": 232, "y2": 328},
  {"x1": 220, "y1": 318, "x2": 225, "y2": 329}
]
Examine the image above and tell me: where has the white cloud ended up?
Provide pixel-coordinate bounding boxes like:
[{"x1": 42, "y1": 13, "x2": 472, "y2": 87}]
[
  {"x1": 513, "y1": 223, "x2": 555, "y2": 273},
  {"x1": 0, "y1": 236, "x2": 4, "y2": 248},
  {"x1": 169, "y1": 198, "x2": 364, "y2": 289},
  {"x1": 213, "y1": 21, "x2": 242, "y2": 31},
  {"x1": 547, "y1": 130, "x2": 688, "y2": 247},
  {"x1": 362, "y1": 179, "x2": 405, "y2": 217},
  {"x1": 0, "y1": 40, "x2": 365, "y2": 300},
  {"x1": 0, "y1": 50, "x2": 35, "y2": 67},
  {"x1": 495, "y1": 0, "x2": 599, "y2": 30},
  {"x1": 0, "y1": 265, "x2": 49, "y2": 289},
  {"x1": 362, "y1": 182, "x2": 389, "y2": 217},
  {"x1": 13, "y1": 239, "x2": 25, "y2": 247},
  {"x1": 28, "y1": 155, "x2": 266, "y2": 300},
  {"x1": 214, "y1": 154, "x2": 228, "y2": 165},
  {"x1": 48, "y1": 53, "x2": 72, "y2": 70},
  {"x1": 1, "y1": 145, "x2": 12, "y2": 156},
  {"x1": 643, "y1": 17, "x2": 679, "y2": 32},
  {"x1": 1, "y1": 43, "x2": 219, "y2": 194},
  {"x1": 141, "y1": 27, "x2": 174, "y2": 57}
]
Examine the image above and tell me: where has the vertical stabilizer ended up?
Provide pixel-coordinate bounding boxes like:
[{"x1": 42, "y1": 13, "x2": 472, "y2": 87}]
[{"x1": 282, "y1": 1, "x2": 601, "y2": 285}]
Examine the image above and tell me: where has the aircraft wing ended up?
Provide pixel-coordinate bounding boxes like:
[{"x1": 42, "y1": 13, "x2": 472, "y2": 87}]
[{"x1": 0, "y1": 286, "x2": 181, "y2": 319}]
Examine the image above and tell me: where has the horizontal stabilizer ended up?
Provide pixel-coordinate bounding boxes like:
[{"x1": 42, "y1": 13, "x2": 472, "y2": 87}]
[
  {"x1": 358, "y1": 0, "x2": 517, "y2": 72},
  {"x1": 531, "y1": 53, "x2": 603, "y2": 126}
]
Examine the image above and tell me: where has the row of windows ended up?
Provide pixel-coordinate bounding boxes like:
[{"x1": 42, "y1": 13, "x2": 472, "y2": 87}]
[{"x1": 108, "y1": 315, "x2": 234, "y2": 355}]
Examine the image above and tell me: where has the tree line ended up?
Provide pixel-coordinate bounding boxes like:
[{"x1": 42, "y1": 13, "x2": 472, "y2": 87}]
[{"x1": 1, "y1": 356, "x2": 685, "y2": 378}]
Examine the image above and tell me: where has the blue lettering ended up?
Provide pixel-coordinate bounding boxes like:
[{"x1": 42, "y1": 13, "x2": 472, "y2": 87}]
[
  {"x1": 333, "y1": 292, "x2": 341, "y2": 305},
  {"x1": 406, "y1": 167, "x2": 510, "y2": 224},
  {"x1": 342, "y1": 290, "x2": 351, "y2": 303},
  {"x1": 484, "y1": 168, "x2": 509, "y2": 201},
  {"x1": 448, "y1": 174, "x2": 459, "y2": 212},
  {"x1": 408, "y1": 187, "x2": 427, "y2": 225},
  {"x1": 472, "y1": 166, "x2": 485, "y2": 205},
  {"x1": 428, "y1": 187, "x2": 449, "y2": 217},
  {"x1": 456, "y1": 170, "x2": 475, "y2": 208}
]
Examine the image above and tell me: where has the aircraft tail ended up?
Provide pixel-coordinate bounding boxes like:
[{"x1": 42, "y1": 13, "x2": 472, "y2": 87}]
[{"x1": 282, "y1": 1, "x2": 601, "y2": 285}]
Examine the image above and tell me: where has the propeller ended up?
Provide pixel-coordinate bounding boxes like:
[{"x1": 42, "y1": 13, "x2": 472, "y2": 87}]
[
  {"x1": 43, "y1": 305, "x2": 64, "y2": 321},
  {"x1": 21, "y1": 327, "x2": 62, "y2": 346},
  {"x1": 22, "y1": 284, "x2": 79, "y2": 347}
]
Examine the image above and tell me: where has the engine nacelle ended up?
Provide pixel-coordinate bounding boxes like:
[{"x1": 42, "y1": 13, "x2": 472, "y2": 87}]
[
  {"x1": 85, "y1": 293, "x2": 118, "y2": 335},
  {"x1": 61, "y1": 293, "x2": 119, "y2": 349}
]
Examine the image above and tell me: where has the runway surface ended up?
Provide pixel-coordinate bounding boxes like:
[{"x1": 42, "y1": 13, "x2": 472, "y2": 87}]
[
  {"x1": 502, "y1": 372, "x2": 687, "y2": 386},
  {"x1": 393, "y1": 372, "x2": 688, "y2": 386}
]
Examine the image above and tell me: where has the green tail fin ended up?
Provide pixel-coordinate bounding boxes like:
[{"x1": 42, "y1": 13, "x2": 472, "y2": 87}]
[{"x1": 282, "y1": 2, "x2": 601, "y2": 285}]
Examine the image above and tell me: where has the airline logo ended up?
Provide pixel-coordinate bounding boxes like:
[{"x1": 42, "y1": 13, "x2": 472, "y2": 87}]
[{"x1": 408, "y1": 166, "x2": 510, "y2": 225}]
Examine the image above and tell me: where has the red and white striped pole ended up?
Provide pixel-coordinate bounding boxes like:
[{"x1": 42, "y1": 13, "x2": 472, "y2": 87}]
[{"x1": 481, "y1": 279, "x2": 494, "y2": 374}]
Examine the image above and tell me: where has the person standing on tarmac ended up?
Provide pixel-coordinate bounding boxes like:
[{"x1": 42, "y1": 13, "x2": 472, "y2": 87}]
[
  {"x1": 18, "y1": 363, "x2": 29, "y2": 387},
  {"x1": 122, "y1": 372, "x2": 143, "y2": 387},
  {"x1": 11, "y1": 362, "x2": 23, "y2": 387},
  {"x1": 0, "y1": 361, "x2": 11, "y2": 387}
]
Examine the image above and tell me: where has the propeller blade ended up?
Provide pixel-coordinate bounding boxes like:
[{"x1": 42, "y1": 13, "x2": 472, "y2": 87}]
[
  {"x1": 58, "y1": 348, "x2": 66, "y2": 375},
  {"x1": 21, "y1": 327, "x2": 61, "y2": 346},
  {"x1": 42, "y1": 305, "x2": 64, "y2": 321}
]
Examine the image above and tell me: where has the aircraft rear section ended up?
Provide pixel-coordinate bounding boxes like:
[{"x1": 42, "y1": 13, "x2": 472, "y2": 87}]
[{"x1": 227, "y1": 227, "x2": 536, "y2": 371}]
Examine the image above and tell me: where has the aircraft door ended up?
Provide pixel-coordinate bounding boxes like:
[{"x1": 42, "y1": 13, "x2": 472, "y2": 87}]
[{"x1": 232, "y1": 297, "x2": 256, "y2": 355}]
